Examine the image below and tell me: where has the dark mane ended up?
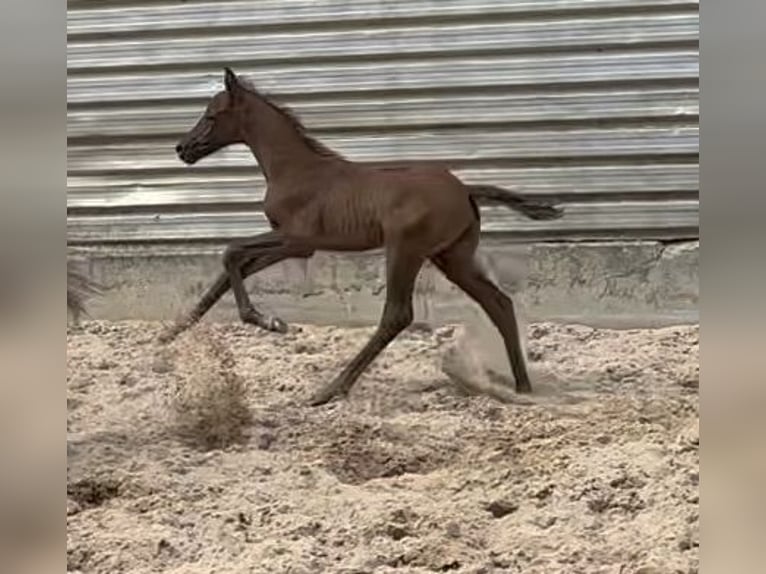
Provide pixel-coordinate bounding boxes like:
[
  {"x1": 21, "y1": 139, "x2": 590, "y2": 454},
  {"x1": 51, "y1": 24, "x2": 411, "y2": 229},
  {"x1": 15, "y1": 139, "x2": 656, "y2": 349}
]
[{"x1": 237, "y1": 77, "x2": 344, "y2": 160}]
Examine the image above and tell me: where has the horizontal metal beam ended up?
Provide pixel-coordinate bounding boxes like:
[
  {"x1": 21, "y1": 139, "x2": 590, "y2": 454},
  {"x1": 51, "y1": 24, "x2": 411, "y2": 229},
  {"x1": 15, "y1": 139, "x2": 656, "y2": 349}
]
[
  {"x1": 67, "y1": 50, "x2": 699, "y2": 104},
  {"x1": 68, "y1": 0, "x2": 699, "y2": 37},
  {"x1": 68, "y1": 13, "x2": 698, "y2": 70},
  {"x1": 67, "y1": 200, "x2": 699, "y2": 243},
  {"x1": 68, "y1": 87, "x2": 699, "y2": 138},
  {"x1": 67, "y1": 126, "x2": 699, "y2": 173},
  {"x1": 66, "y1": 164, "x2": 699, "y2": 210}
]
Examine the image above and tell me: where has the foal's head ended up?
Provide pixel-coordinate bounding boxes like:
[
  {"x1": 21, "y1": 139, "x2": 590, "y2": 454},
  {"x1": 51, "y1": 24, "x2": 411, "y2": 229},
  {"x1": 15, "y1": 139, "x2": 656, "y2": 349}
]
[{"x1": 175, "y1": 67, "x2": 248, "y2": 165}]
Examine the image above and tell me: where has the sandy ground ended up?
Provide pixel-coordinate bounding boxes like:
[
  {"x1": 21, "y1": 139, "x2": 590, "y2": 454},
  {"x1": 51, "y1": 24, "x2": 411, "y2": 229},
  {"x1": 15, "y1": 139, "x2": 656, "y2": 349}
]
[{"x1": 67, "y1": 318, "x2": 698, "y2": 574}]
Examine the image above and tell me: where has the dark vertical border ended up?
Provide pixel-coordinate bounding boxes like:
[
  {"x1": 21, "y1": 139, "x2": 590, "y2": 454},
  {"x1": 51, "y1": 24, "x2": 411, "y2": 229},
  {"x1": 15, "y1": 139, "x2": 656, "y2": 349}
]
[
  {"x1": 0, "y1": 0, "x2": 65, "y2": 572},
  {"x1": 700, "y1": 0, "x2": 766, "y2": 571}
]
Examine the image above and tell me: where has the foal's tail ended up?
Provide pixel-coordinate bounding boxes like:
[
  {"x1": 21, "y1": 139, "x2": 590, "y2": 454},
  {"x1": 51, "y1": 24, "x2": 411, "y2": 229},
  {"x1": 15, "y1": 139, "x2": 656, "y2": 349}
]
[
  {"x1": 67, "y1": 259, "x2": 102, "y2": 319},
  {"x1": 466, "y1": 184, "x2": 564, "y2": 221}
]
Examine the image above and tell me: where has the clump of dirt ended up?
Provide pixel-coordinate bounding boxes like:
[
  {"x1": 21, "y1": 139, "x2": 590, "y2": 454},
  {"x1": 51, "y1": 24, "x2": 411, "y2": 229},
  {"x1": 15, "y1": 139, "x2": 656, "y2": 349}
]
[
  {"x1": 67, "y1": 476, "x2": 120, "y2": 509},
  {"x1": 485, "y1": 499, "x2": 520, "y2": 518},
  {"x1": 164, "y1": 327, "x2": 253, "y2": 450}
]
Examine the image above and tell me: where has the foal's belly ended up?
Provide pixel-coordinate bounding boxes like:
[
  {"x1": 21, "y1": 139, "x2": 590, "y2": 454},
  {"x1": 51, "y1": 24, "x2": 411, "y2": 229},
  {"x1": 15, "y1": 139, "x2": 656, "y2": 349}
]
[{"x1": 278, "y1": 211, "x2": 384, "y2": 252}]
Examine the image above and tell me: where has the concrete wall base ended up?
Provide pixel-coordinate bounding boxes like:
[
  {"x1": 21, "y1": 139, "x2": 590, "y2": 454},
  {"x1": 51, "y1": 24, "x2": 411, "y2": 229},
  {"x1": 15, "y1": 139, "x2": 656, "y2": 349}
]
[{"x1": 70, "y1": 239, "x2": 698, "y2": 329}]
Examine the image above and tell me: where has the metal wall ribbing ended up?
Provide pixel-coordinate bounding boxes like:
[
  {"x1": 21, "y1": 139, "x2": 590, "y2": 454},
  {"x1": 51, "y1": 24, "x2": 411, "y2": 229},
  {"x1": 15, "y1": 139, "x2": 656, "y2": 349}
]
[{"x1": 67, "y1": 0, "x2": 699, "y2": 244}]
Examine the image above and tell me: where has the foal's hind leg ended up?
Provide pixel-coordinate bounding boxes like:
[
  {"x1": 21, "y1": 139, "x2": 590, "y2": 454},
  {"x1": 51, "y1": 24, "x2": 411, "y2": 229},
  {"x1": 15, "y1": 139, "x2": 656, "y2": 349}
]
[
  {"x1": 432, "y1": 227, "x2": 531, "y2": 393},
  {"x1": 309, "y1": 246, "x2": 424, "y2": 406}
]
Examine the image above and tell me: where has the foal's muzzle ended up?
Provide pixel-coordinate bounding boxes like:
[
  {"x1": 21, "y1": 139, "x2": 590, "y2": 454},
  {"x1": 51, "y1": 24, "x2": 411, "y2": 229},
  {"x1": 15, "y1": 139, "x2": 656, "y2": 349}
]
[{"x1": 175, "y1": 141, "x2": 202, "y2": 165}]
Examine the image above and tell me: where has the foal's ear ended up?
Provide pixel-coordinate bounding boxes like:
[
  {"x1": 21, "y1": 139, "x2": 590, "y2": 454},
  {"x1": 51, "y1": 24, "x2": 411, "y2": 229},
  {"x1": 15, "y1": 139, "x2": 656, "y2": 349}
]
[{"x1": 223, "y1": 67, "x2": 242, "y2": 97}]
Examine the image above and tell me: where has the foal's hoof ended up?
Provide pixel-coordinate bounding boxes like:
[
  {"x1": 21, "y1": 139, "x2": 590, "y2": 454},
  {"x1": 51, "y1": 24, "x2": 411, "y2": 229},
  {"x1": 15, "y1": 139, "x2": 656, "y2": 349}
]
[
  {"x1": 307, "y1": 388, "x2": 347, "y2": 407},
  {"x1": 157, "y1": 325, "x2": 182, "y2": 345},
  {"x1": 264, "y1": 315, "x2": 289, "y2": 334},
  {"x1": 516, "y1": 379, "x2": 533, "y2": 394},
  {"x1": 242, "y1": 311, "x2": 289, "y2": 334}
]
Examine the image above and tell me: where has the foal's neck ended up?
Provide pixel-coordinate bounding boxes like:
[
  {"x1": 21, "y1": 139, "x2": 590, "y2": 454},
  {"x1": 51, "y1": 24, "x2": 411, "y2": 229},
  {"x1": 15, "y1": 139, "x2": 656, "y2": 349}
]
[{"x1": 238, "y1": 92, "x2": 328, "y2": 182}]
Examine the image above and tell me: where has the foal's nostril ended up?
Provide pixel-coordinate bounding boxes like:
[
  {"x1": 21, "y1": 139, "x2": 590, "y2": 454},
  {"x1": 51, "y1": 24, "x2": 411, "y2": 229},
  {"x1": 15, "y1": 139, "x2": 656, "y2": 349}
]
[{"x1": 175, "y1": 143, "x2": 183, "y2": 154}]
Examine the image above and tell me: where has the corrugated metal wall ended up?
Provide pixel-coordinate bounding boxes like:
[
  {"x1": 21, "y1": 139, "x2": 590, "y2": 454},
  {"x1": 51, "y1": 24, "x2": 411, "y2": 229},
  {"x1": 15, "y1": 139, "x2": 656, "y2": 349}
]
[{"x1": 67, "y1": 0, "x2": 699, "y2": 245}]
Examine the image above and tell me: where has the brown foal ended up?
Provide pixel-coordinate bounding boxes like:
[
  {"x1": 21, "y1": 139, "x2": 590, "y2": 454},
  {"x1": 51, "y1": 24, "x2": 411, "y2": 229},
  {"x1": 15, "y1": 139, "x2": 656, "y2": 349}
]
[{"x1": 162, "y1": 68, "x2": 563, "y2": 406}]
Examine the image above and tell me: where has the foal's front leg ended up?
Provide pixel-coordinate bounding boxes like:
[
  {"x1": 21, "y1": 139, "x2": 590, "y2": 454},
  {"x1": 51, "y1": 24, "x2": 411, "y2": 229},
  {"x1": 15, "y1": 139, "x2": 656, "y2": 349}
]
[
  {"x1": 158, "y1": 251, "x2": 289, "y2": 344},
  {"x1": 222, "y1": 231, "x2": 299, "y2": 333},
  {"x1": 158, "y1": 231, "x2": 307, "y2": 344}
]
